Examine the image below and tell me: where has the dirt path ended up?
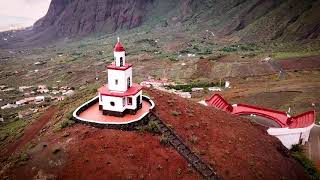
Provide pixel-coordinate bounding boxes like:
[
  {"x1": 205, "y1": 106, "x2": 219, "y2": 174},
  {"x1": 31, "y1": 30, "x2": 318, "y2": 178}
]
[{"x1": 3, "y1": 106, "x2": 58, "y2": 158}]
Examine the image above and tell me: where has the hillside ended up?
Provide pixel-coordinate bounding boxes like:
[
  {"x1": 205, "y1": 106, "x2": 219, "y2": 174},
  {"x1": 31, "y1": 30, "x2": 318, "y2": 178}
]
[
  {"x1": 0, "y1": 87, "x2": 308, "y2": 179},
  {"x1": 1, "y1": 0, "x2": 320, "y2": 48},
  {"x1": 0, "y1": 0, "x2": 320, "y2": 179}
]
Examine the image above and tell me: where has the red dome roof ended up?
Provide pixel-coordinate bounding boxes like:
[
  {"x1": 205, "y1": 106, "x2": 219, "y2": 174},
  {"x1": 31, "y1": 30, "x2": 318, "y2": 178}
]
[{"x1": 114, "y1": 42, "x2": 125, "y2": 52}]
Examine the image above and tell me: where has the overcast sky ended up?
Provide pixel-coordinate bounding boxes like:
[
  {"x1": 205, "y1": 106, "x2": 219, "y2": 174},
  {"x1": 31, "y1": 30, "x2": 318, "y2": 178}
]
[{"x1": 0, "y1": 0, "x2": 51, "y2": 31}]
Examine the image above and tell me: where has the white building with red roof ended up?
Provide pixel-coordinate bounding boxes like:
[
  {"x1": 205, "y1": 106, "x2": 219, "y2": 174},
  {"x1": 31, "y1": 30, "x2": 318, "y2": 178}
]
[{"x1": 98, "y1": 38, "x2": 143, "y2": 117}]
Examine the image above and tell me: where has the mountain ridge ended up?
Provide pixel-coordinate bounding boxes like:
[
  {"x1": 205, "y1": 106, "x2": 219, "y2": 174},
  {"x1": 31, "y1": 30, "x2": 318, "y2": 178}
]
[{"x1": 1, "y1": 0, "x2": 320, "y2": 47}]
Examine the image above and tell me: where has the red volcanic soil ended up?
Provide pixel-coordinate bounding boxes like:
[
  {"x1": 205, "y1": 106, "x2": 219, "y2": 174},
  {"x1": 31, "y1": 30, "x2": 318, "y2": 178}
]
[
  {"x1": 60, "y1": 127, "x2": 199, "y2": 179},
  {"x1": 278, "y1": 56, "x2": 320, "y2": 71},
  {"x1": 1, "y1": 106, "x2": 58, "y2": 159},
  {"x1": 2, "y1": 124, "x2": 200, "y2": 179},
  {"x1": 145, "y1": 88, "x2": 308, "y2": 179}
]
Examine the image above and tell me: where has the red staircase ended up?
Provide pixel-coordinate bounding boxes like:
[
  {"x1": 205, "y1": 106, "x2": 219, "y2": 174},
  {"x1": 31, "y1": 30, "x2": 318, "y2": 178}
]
[
  {"x1": 205, "y1": 94, "x2": 315, "y2": 129},
  {"x1": 205, "y1": 94, "x2": 233, "y2": 113},
  {"x1": 288, "y1": 111, "x2": 315, "y2": 129}
]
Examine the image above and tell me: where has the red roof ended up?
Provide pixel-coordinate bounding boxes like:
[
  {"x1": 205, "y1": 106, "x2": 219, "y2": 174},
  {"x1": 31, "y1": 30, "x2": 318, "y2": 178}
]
[
  {"x1": 114, "y1": 42, "x2": 125, "y2": 52},
  {"x1": 107, "y1": 63, "x2": 132, "y2": 71},
  {"x1": 98, "y1": 83, "x2": 142, "y2": 97}
]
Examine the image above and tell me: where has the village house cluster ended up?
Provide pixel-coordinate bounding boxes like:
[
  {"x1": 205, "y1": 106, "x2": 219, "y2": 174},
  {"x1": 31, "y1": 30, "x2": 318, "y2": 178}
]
[
  {"x1": 1, "y1": 84, "x2": 75, "y2": 110},
  {"x1": 140, "y1": 77, "x2": 230, "y2": 99}
]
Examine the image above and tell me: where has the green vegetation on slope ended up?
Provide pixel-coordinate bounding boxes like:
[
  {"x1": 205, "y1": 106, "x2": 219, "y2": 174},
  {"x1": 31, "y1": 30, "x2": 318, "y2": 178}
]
[
  {"x1": 0, "y1": 118, "x2": 29, "y2": 149},
  {"x1": 290, "y1": 144, "x2": 320, "y2": 180}
]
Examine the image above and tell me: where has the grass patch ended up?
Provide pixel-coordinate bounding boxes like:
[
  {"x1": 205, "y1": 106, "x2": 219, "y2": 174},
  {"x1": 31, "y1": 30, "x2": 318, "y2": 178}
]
[
  {"x1": 135, "y1": 120, "x2": 160, "y2": 134},
  {"x1": 272, "y1": 50, "x2": 320, "y2": 59},
  {"x1": 155, "y1": 53, "x2": 179, "y2": 61},
  {"x1": 19, "y1": 152, "x2": 29, "y2": 162},
  {"x1": 54, "y1": 83, "x2": 102, "y2": 132},
  {"x1": 170, "y1": 111, "x2": 180, "y2": 116},
  {"x1": 59, "y1": 119, "x2": 75, "y2": 129},
  {"x1": 290, "y1": 144, "x2": 320, "y2": 180},
  {"x1": 10, "y1": 152, "x2": 30, "y2": 167},
  {"x1": 219, "y1": 44, "x2": 259, "y2": 53},
  {"x1": 179, "y1": 43, "x2": 213, "y2": 55},
  {"x1": 0, "y1": 118, "x2": 29, "y2": 148},
  {"x1": 58, "y1": 111, "x2": 75, "y2": 129},
  {"x1": 159, "y1": 134, "x2": 169, "y2": 146}
]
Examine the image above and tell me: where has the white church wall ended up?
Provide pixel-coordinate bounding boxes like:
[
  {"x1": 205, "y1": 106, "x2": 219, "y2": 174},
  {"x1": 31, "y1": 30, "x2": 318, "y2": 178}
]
[
  {"x1": 267, "y1": 124, "x2": 314, "y2": 149},
  {"x1": 114, "y1": 51, "x2": 126, "y2": 66},
  {"x1": 125, "y1": 90, "x2": 142, "y2": 110},
  {"x1": 99, "y1": 92, "x2": 102, "y2": 105},
  {"x1": 108, "y1": 68, "x2": 132, "y2": 92},
  {"x1": 101, "y1": 95, "x2": 126, "y2": 112},
  {"x1": 125, "y1": 68, "x2": 133, "y2": 87}
]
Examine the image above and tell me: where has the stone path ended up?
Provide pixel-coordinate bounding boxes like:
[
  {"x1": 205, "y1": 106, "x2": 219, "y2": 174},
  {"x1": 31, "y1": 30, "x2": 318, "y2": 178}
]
[{"x1": 149, "y1": 113, "x2": 221, "y2": 180}]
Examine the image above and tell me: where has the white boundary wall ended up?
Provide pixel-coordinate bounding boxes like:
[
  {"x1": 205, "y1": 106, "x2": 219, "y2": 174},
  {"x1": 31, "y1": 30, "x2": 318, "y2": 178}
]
[
  {"x1": 73, "y1": 95, "x2": 155, "y2": 125},
  {"x1": 202, "y1": 101, "x2": 314, "y2": 149},
  {"x1": 267, "y1": 124, "x2": 314, "y2": 149}
]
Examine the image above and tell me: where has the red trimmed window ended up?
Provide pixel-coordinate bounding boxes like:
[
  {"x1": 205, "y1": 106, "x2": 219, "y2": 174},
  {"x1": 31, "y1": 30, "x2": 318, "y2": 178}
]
[{"x1": 127, "y1": 97, "x2": 132, "y2": 105}]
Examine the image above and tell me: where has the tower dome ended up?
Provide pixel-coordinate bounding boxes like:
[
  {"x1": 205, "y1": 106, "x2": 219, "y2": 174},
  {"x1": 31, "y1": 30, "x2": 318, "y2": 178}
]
[{"x1": 114, "y1": 37, "x2": 125, "y2": 52}]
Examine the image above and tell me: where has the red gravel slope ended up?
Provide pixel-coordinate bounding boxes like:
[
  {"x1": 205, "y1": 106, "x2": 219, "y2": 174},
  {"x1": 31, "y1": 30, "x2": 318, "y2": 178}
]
[
  {"x1": 2, "y1": 124, "x2": 200, "y2": 179},
  {"x1": 1, "y1": 106, "x2": 58, "y2": 159},
  {"x1": 146, "y1": 88, "x2": 307, "y2": 180}
]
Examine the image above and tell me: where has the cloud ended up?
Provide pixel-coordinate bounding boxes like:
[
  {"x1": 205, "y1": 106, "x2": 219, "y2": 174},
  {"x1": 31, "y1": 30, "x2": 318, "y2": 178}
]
[
  {"x1": 0, "y1": 0, "x2": 51, "y2": 20},
  {"x1": 0, "y1": 0, "x2": 51, "y2": 31}
]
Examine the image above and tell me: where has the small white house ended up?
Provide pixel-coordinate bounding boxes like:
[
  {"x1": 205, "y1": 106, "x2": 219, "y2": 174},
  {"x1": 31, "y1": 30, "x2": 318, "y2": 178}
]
[
  {"x1": 208, "y1": 87, "x2": 222, "y2": 92},
  {"x1": 225, "y1": 81, "x2": 230, "y2": 88},
  {"x1": 191, "y1": 88, "x2": 204, "y2": 92},
  {"x1": 176, "y1": 92, "x2": 191, "y2": 99}
]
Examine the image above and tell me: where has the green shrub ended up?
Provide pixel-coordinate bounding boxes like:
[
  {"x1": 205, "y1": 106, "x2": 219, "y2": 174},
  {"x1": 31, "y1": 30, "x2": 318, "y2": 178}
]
[
  {"x1": 189, "y1": 135, "x2": 199, "y2": 144},
  {"x1": 169, "y1": 57, "x2": 178, "y2": 62},
  {"x1": 219, "y1": 44, "x2": 258, "y2": 53},
  {"x1": 316, "y1": 116, "x2": 320, "y2": 125},
  {"x1": 220, "y1": 46, "x2": 238, "y2": 52},
  {"x1": 146, "y1": 120, "x2": 160, "y2": 133},
  {"x1": 135, "y1": 120, "x2": 160, "y2": 134},
  {"x1": 19, "y1": 153, "x2": 29, "y2": 162},
  {"x1": 290, "y1": 144, "x2": 320, "y2": 180},
  {"x1": 170, "y1": 111, "x2": 180, "y2": 116},
  {"x1": 160, "y1": 135, "x2": 169, "y2": 145},
  {"x1": 60, "y1": 119, "x2": 75, "y2": 129},
  {"x1": 198, "y1": 48, "x2": 212, "y2": 55}
]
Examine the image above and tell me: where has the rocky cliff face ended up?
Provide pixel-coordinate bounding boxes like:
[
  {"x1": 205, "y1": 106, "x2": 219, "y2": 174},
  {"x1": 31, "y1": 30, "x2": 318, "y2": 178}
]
[
  {"x1": 1, "y1": 0, "x2": 319, "y2": 47},
  {"x1": 34, "y1": 0, "x2": 157, "y2": 37},
  {"x1": 34, "y1": 0, "x2": 320, "y2": 41}
]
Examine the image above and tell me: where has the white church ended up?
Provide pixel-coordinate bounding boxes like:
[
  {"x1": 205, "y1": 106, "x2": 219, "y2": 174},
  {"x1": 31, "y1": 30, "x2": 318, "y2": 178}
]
[{"x1": 98, "y1": 38, "x2": 143, "y2": 117}]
